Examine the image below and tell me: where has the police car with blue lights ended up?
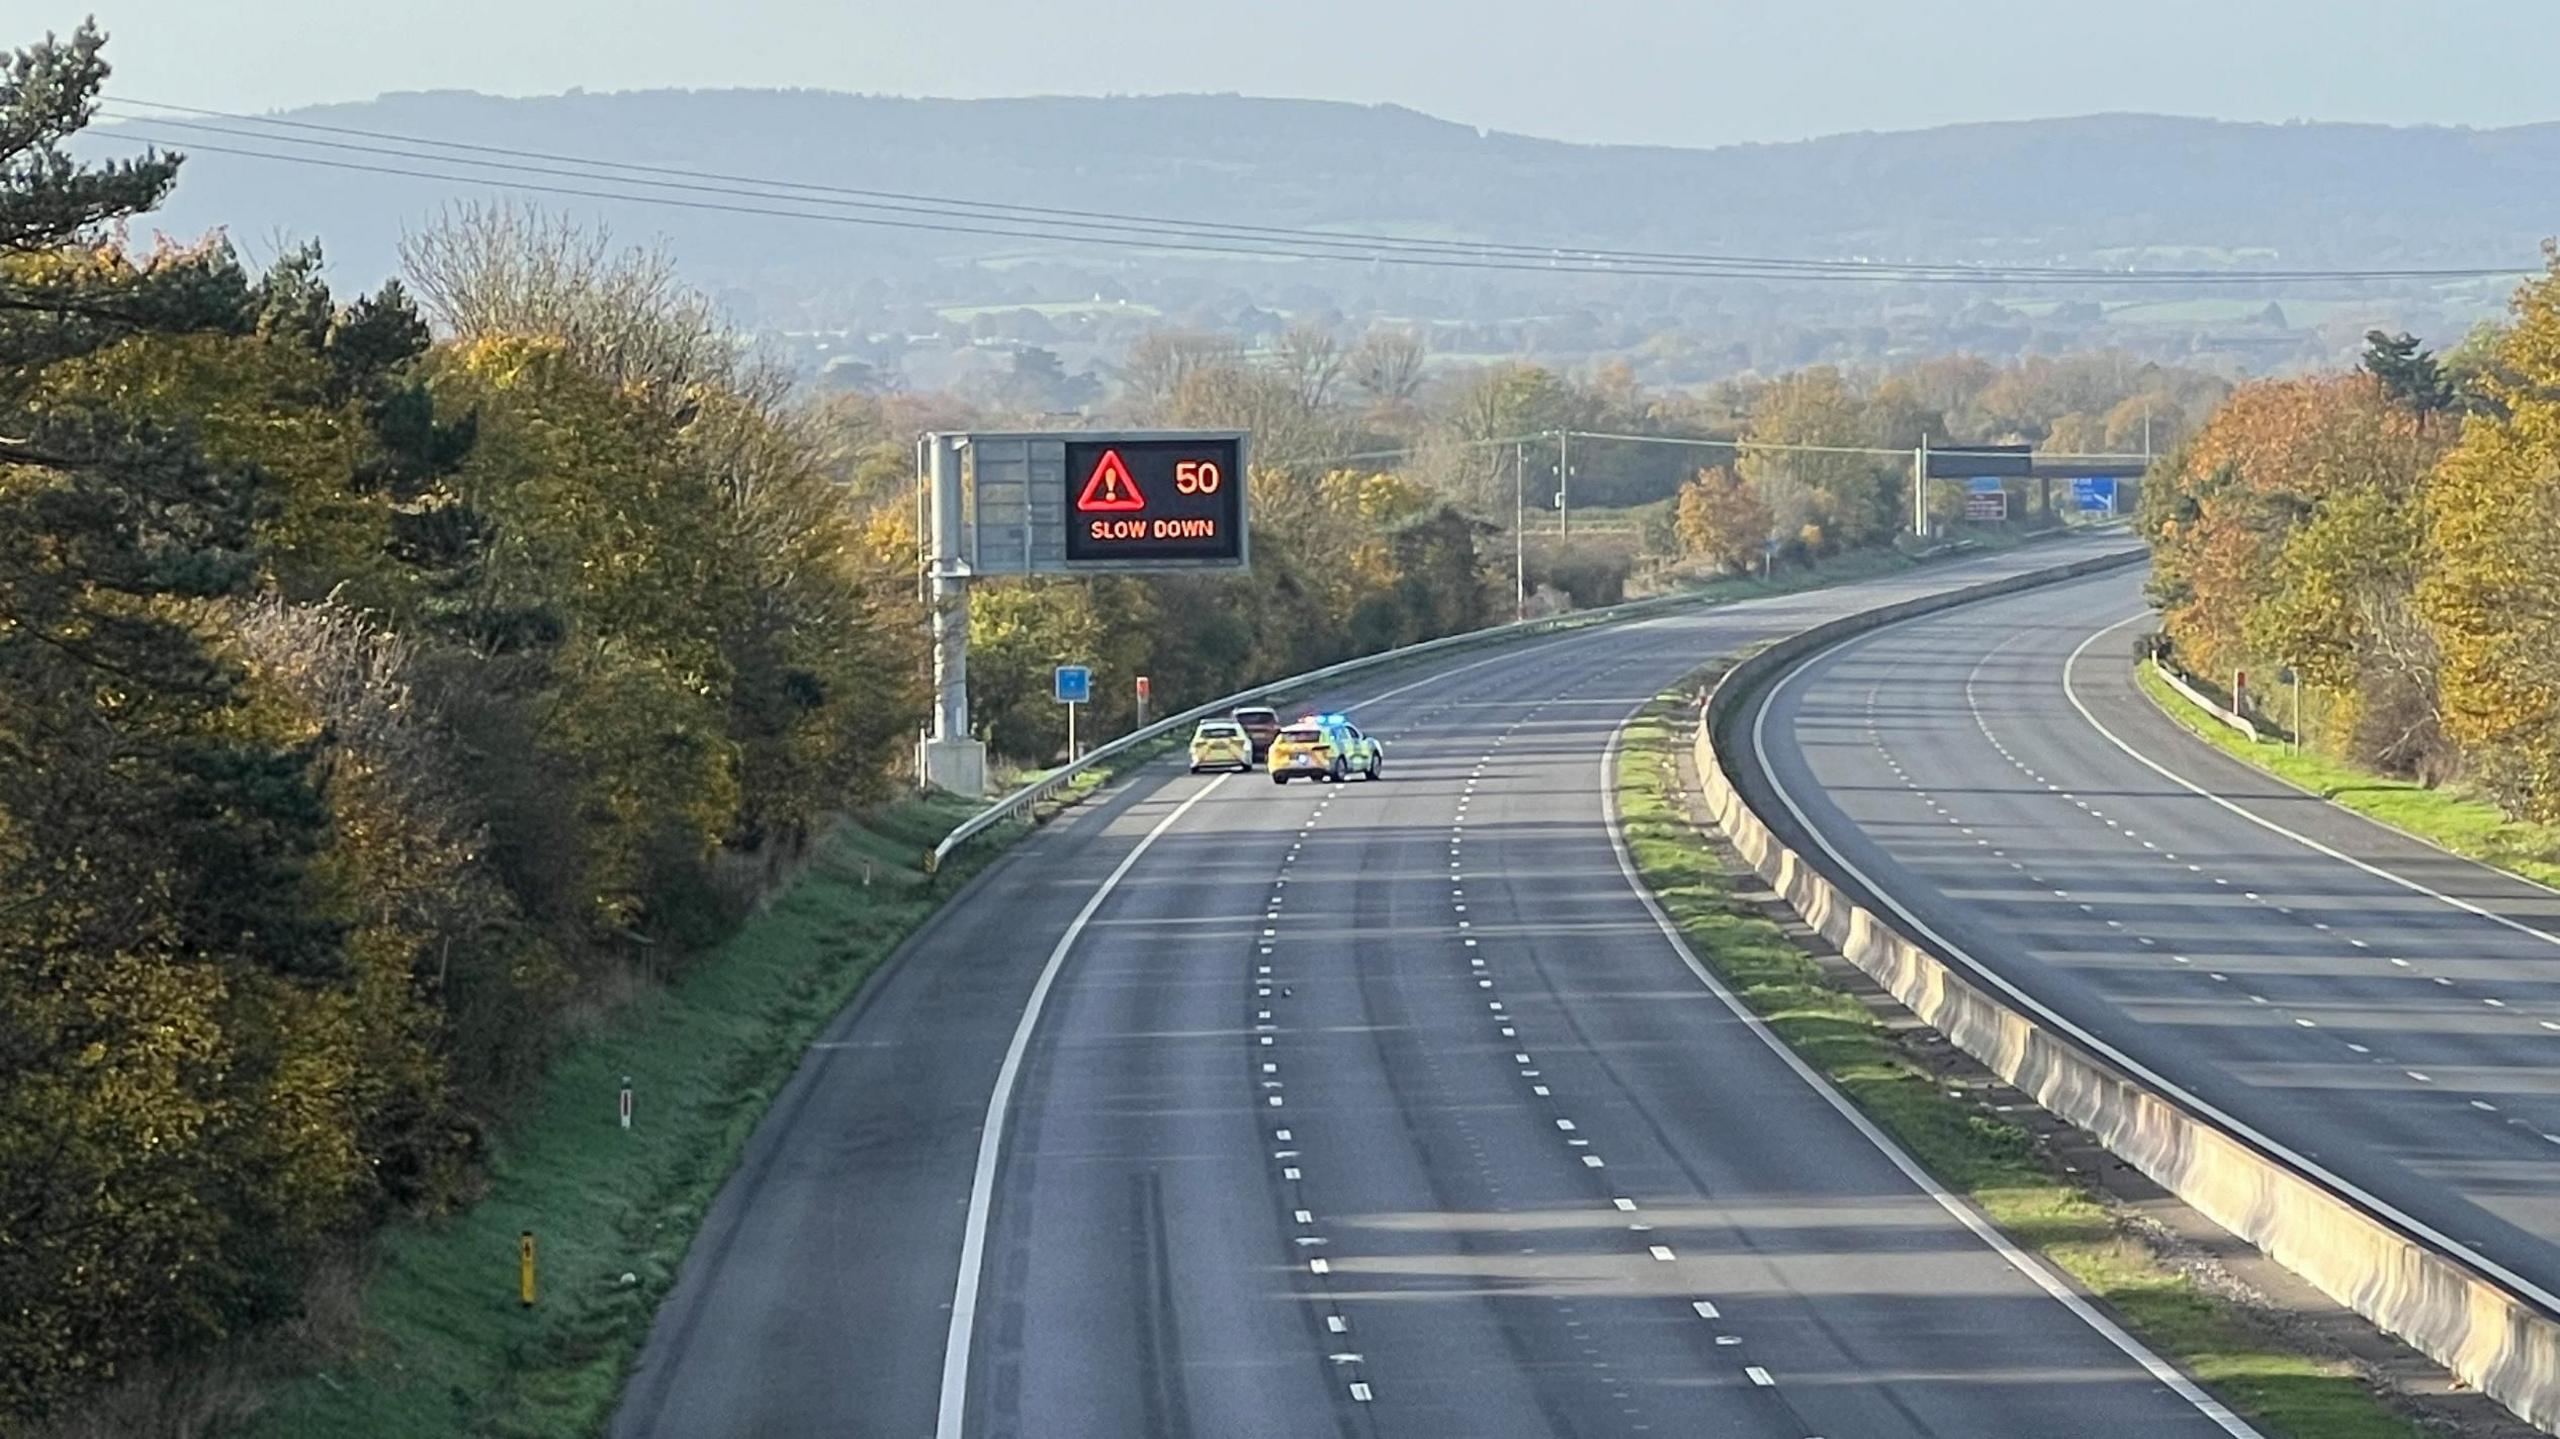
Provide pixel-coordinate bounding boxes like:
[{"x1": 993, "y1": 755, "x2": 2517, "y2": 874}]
[{"x1": 1267, "y1": 713, "x2": 1384, "y2": 784}]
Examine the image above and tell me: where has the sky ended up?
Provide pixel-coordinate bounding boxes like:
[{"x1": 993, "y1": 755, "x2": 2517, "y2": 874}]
[{"x1": 48, "y1": 0, "x2": 2560, "y2": 147}]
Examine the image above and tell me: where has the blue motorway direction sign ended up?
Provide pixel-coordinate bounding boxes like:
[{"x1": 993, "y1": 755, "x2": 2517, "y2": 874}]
[
  {"x1": 1053, "y1": 665, "x2": 1092, "y2": 704},
  {"x1": 2073, "y1": 476, "x2": 2119, "y2": 514}
]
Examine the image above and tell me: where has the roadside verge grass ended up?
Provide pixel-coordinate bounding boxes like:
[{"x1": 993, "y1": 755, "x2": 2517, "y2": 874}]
[
  {"x1": 2135, "y1": 659, "x2": 2560, "y2": 892},
  {"x1": 1616, "y1": 692, "x2": 2422, "y2": 1439},
  {"x1": 243, "y1": 794, "x2": 993, "y2": 1439}
]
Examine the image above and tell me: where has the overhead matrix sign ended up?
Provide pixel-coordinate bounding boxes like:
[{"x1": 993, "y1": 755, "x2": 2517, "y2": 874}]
[
  {"x1": 1064, "y1": 438, "x2": 1246, "y2": 564},
  {"x1": 950, "y1": 430, "x2": 1249, "y2": 575},
  {"x1": 917, "y1": 429, "x2": 1250, "y2": 794}
]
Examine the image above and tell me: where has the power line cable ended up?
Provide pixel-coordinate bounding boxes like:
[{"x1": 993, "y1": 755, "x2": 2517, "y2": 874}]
[
  {"x1": 103, "y1": 99, "x2": 2174, "y2": 278},
  {"x1": 95, "y1": 99, "x2": 2534, "y2": 286},
  {"x1": 98, "y1": 128, "x2": 2203, "y2": 284}
]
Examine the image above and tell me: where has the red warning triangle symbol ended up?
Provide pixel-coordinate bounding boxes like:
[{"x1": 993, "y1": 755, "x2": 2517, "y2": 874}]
[{"x1": 1076, "y1": 449, "x2": 1148, "y2": 512}]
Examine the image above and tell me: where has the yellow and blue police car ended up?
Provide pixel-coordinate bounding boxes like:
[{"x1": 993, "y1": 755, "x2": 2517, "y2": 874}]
[{"x1": 1268, "y1": 714, "x2": 1384, "y2": 784}]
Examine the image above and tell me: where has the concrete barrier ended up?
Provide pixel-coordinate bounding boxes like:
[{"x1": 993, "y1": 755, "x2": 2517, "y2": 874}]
[{"x1": 1693, "y1": 554, "x2": 2560, "y2": 1434}]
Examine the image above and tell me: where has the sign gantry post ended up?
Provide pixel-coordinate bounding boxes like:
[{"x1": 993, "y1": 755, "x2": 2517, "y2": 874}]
[
  {"x1": 917, "y1": 430, "x2": 1249, "y2": 796},
  {"x1": 921, "y1": 434, "x2": 985, "y2": 796}
]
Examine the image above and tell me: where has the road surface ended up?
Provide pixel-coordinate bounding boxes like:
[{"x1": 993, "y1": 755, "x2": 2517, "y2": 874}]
[
  {"x1": 1736, "y1": 563, "x2": 2560, "y2": 1346},
  {"x1": 611, "y1": 537, "x2": 2251, "y2": 1439}
]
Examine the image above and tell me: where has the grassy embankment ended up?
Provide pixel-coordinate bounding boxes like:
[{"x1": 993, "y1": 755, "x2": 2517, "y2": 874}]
[
  {"x1": 2135, "y1": 659, "x2": 2560, "y2": 892},
  {"x1": 245, "y1": 797, "x2": 990, "y2": 1438},
  {"x1": 1616, "y1": 691, "x2": 2423, "y2": 1439}
]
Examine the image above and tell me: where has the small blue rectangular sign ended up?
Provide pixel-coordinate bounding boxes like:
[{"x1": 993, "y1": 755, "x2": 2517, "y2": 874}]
[
  {"x1": 1053, "y1": 665, "x2": 1092, "y2": 704},
  {"x1": 1966, "y1": 476, "x2": 2005, "y2": 494}
]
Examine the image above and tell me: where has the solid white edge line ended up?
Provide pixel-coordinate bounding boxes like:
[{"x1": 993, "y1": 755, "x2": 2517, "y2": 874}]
[
  {"x1": 933, "y1": 774, "x2": 1228, "y2": 1438},
  {"x1": 1758, "y1": 588, "x2": 2560, "y2": 1319},
  {"x1": 2063, "y1": 609, "x2": 2560, "y2": 943},
  {"x1": 1608, "y1": 700, "x2": 2262, "y2": 1435}
]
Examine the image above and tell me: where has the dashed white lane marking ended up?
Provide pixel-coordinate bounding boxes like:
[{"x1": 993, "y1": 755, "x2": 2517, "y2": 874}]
[
  {"x1": 1744, "y1": 1365, "x2": 1775, "y2": 1387},
  {"x1": 2063, "y1": 608, "x2": 2560, "y2": 951},
  {"x1": 1690, "y1": 1300, "x2": 1720, "y2": 1319},
  {"x1": 1648, "y1": 1245, "x2": 1677, "y2": 1262}
]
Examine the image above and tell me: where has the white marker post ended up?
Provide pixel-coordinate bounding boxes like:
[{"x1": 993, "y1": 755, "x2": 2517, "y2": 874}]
[{"x1": 618, "y1": 1075, "x2": 633, "y2": 1131}]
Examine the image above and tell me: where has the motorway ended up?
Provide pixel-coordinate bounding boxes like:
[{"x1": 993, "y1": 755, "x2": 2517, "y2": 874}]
[
  {"x1": 610, "y1": 536, "x2": 2254, "y2": 1439},
  {"x1": 1736, "y1": 563, "x2": 2560, "y2": 1347}
]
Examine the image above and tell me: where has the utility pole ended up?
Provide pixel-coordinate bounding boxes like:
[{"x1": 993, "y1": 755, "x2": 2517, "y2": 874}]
[{"x1": 1514, "y1": 440, "x2": 1527, "y2": 621}]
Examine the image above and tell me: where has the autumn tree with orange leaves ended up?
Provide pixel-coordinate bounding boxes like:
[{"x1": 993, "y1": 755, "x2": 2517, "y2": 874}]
[{"x1": 2142, "y1": 368, "x2": 2450, "y2": 773}]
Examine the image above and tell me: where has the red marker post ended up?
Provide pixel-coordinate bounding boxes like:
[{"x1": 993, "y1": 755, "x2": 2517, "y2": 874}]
[{"x1": 1135, "y1": 675, "x2": 1151, "y2": 729}]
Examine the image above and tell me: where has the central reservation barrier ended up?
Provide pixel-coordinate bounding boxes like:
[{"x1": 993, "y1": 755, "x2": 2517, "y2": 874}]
[{"x1": 1693, "y1": 550, "x2": 2560, "y2": 1433}]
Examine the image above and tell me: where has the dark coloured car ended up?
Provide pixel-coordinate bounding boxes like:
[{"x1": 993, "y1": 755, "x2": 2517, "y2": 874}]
[{"x1": 1231, "y1": 705, "x2": 1282, "y2": 760}]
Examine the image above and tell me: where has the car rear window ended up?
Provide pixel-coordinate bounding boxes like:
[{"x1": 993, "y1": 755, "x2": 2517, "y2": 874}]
[
  {"x1": 1277, "y1": 726, "x2": 1325, "y2": 743},
  {"x1": 1233, "y1": 708, "x2": 1277, "y2": 723},
  {"x1": 1196, "y1": 721, "x2": 1242, "y2": 737}
]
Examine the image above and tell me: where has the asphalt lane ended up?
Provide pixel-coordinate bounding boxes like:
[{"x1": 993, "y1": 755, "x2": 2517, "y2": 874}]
[
  {"x1": 1743, "y1": 565, "x2": 2560, "y2": 1327},
  {"x1": 614, "y1": 536, "x2": 2248, "y2": 1439}
]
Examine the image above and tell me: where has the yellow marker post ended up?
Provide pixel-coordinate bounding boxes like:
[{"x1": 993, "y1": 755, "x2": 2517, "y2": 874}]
[{"x1": 518, "y1": 1230, "x2": 537, "y2": 1308}]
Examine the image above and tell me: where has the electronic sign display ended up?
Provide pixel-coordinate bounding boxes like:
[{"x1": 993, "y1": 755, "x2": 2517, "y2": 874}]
[{"x1": 1062, "y1": 436, "x2": 1246, "y2": 566}]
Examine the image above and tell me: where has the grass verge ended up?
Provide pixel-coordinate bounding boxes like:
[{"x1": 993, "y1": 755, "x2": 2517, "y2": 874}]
[
  {"x1": 1616, "y1": 691, "x2": 2424, "y2": 1439},
  {"x1": 2136, "y1": 659, "x2": 2560, "y2": 892},
  {"x1": 242, "y1": 793, "x2": 993, "y2": 1439}
]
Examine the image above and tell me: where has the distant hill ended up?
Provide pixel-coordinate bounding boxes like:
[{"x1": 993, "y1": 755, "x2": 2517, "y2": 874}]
[{"x1": 94, "y1": 91, "x2": 2560, "y2": 380}]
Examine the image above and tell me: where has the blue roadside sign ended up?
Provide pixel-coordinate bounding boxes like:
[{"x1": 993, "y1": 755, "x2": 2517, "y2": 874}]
[
  {"x1": 1966, "y1": 476, "x2": 2005, "y2": 493},
  {"x1": 2072, "y1": 476, "x2": 2119, "y2": 514},
  {"x1": 1053, "y1": 665, "x2": 1092, "y2": 704}
]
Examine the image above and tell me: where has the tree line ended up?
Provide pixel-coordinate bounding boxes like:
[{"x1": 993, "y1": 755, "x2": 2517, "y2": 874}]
[
  {"x1": 1, "y1": 30, "x2": 927, "y2": 1425},
  {"x1": 2142, "y1": 269, "x2": 2560, "y2": 820},
  {"x1": 827, "y1": 334, "x2": 2232, "y2": 765}
]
